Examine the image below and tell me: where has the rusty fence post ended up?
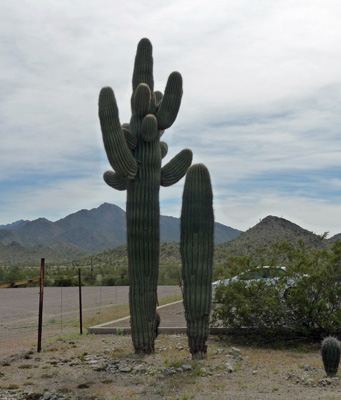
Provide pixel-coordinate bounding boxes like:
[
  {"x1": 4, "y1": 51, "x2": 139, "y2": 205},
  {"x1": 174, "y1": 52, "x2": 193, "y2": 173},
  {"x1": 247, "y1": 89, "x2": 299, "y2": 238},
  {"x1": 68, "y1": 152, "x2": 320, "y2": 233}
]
[
  {"x1": 37, "y1": 258, "x2": 45, "y2": 352},
  {"x1": 78, "y1": 268, "x2": 83, "y2": 335}
]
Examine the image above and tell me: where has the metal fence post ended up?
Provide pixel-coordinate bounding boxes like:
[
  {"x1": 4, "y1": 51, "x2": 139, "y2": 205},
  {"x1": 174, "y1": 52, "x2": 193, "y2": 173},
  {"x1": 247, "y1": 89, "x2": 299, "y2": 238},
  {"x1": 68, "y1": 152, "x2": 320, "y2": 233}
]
[
  {"x1": 79, "y1": 268, "x2": 83, "y2": 335},
  {"x1": 37, "y1": 258, "x2": 45, "y2": 352}
]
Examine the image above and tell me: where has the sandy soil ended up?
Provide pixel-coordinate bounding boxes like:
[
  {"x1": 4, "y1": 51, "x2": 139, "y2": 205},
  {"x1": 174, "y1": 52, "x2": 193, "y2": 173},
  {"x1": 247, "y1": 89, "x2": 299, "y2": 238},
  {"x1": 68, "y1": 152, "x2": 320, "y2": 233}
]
[
  {"x1": 0, "y1": 300, "x2": 340, "y2": 399},
  {"x1": 0, "y1": 331, "x2": 340, "y2": 400}
]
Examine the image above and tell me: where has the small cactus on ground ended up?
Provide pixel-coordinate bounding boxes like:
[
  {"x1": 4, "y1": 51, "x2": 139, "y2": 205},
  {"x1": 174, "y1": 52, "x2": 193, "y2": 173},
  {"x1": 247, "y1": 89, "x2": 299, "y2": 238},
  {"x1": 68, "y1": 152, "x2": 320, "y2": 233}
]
[
  {"x1": 180, "y1": 163, "x2": 214, "y2": 359},
  {"x1": 321, "y1": 336, "x2": 341, "y2": 377}
]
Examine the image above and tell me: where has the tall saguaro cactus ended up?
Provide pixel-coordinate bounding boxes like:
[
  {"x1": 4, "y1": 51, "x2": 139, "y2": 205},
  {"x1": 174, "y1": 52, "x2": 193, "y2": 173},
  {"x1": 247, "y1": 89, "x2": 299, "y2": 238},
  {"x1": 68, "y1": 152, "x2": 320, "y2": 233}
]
[
  {"x1": 181, "y1": 164, "x2": 214, "y2": 359},
  {"x1": 99, "y1": 38, "x2": 192, "y2": 354}
]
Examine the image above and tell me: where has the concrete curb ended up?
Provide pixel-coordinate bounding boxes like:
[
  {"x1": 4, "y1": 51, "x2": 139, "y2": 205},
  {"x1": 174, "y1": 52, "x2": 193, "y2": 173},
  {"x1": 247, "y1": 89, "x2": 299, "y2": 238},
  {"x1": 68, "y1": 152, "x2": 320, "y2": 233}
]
[
  {"x1": 88, "y1": 300, "x2": 184, "y2": 334},
  {"x1": 88, "y1": 326, "x2": 230, "y2": 335},
  {"x1": 88, "y1": 300, "x2": 230, "y2": 335}
]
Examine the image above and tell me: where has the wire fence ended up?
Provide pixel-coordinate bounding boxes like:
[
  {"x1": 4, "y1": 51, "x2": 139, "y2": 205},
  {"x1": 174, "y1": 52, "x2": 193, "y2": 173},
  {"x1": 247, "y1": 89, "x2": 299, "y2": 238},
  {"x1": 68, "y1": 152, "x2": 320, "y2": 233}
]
[{"x1": 0, "y1": 274, "x2": 182, "y2": 352}]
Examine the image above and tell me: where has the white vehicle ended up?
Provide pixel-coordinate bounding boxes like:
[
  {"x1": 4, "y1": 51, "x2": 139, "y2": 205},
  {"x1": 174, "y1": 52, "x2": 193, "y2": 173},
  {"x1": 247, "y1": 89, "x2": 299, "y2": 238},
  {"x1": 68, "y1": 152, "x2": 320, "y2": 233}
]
[{"x1": 212, "y1": 266, "x2": 289, "y2": 300}]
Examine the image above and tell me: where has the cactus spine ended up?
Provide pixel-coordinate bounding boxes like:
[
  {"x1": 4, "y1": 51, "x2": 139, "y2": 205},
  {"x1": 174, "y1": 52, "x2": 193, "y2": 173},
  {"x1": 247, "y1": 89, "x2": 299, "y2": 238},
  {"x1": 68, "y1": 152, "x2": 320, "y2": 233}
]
[
  {"x1": 321, "y1": 336, "x2": 340, "y2": 377},
  {"x1": 99, "y1": 39, "x2": 192, "y2": 354},
  {"x1": 181, "y1": 164, "x2": 214, "y2": 359}
]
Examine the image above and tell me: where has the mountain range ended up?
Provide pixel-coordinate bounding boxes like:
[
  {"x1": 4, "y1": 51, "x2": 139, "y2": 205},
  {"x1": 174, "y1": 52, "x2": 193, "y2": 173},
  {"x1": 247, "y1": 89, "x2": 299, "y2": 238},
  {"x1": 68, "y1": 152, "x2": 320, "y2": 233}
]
[
  {"x1": 80, "y1": 214, "x2": 340, "y2": 269},
  {"x1": 0, "y1": 204, "x2": 339, "y2": 266},
  {"x1": 0, "y1": 203, "x2": 242, "y2": 264}
]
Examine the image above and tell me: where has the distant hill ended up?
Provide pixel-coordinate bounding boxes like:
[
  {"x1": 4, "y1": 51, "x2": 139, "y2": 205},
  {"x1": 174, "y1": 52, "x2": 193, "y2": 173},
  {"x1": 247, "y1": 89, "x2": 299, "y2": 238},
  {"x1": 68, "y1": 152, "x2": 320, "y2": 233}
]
[
  {"x1": 0, "y1": 203, "x2": 241, "y2": 264},
  {"x1": 214, "y1": 215, "x2": 333, "y2": 265},
  {"x1": 0, "y1": 242, "x2": 89, "y2": 266},
  {"x1": 330, "y1": 233, "x2": 341, "y2": 242},
  {"x1": 0, "y1": 220, "x2": 29, "y2": 230},
  {"x1": 76, "y1": 215, "x2": 339, "y2": 270}
]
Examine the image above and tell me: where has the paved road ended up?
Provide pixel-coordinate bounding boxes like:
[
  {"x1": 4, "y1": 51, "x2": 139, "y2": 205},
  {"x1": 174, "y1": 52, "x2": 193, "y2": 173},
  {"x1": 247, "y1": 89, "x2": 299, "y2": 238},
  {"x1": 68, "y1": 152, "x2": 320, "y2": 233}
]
[
  {"x1": 0, "y1": 285, "x2": 182, "y2": 351},
  {"x1": 0, "y1": 285, "x2": 181, "y2": 326}
]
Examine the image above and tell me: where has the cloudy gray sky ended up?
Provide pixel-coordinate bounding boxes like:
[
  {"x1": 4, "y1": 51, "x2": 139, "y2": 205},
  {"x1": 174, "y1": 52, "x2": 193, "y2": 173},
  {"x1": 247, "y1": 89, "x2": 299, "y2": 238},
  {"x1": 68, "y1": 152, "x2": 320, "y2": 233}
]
[{"x1": 1, "y1": 0, "x2": 340, "y2": 236}]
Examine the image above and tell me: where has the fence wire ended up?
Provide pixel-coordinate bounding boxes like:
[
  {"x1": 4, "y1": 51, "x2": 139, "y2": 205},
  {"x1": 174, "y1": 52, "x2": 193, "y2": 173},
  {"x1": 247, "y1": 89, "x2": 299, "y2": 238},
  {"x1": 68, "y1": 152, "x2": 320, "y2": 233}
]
[{"x1": 1, "y1": 276, "x2": 182, "y2": 352}]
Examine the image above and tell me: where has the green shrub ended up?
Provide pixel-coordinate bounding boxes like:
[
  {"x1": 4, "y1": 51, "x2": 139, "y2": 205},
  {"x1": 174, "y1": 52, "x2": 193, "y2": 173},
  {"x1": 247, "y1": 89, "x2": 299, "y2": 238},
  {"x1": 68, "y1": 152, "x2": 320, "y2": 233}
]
[
  {"x1": 158, "y1": 263, "x2": 182, "y2": 285},
  {"x1": 212, "y1": 241, "x2": 341, "y2": 339}
]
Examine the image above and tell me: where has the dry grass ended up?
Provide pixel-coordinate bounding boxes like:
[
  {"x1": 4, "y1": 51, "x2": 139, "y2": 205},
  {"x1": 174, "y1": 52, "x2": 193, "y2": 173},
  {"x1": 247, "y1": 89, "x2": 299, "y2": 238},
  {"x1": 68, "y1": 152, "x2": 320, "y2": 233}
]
[
  {"x1": 1, "y1": 296, "x2": 340, "y2": 399},
  {"x1": 49, "y1": 293, "x2": 183, "y2": 332},
  {"x1": 1, "y1": 331, "x2": 340, "y2": 400}
]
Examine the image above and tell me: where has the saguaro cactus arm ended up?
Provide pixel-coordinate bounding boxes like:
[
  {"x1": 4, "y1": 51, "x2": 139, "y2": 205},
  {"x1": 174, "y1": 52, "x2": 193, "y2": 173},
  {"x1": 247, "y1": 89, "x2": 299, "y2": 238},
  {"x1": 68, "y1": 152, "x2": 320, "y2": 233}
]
[
  {"x1": 99, "y1": 87, "x2": 138, "y2": 179},
  {"x1": 154, "y1": 90, "x2": 163, "y2": 107},
  {"x1": 103, "y1": 171, "x2": 128, "y2": 191},
  {"x1": 133, "y1": 83, "x2": 152, "y2": 117},
  {"x1": 132, "y1": 38, "x2": 154, "y2": 92},
  {"x1": 122, "y1": 126, "x2": 138, "y2": 150},
  {"x1": 157, "y1": 72, "x2": 183, "y2": 130},
  {"x1": 161, "y1": 149, "x2": 193, "y2": 187},
  {"x1": 160, "y1": 142, "x2": 168, "y2": 159},
  {"x1": 141, "y1": 114, "x2": 159, "y2": 142}
]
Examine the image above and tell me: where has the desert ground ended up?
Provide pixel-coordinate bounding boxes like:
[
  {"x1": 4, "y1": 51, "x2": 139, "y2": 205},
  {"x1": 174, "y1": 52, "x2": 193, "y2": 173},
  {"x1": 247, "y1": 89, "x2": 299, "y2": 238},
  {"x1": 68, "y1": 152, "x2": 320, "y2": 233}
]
[{"x1": 0, "y1": 287, "x2": 340, "y2": 400}]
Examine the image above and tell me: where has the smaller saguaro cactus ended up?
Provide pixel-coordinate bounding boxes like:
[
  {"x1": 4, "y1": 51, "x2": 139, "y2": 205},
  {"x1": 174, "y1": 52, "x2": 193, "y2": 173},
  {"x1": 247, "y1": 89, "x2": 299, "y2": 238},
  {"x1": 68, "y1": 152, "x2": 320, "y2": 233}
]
[
  {"x1": 321, "y1": 336, "x2": 341, "y2": 377},
  {"x1": 181, "y1": 163, "x2": 214, "y2": 360}
]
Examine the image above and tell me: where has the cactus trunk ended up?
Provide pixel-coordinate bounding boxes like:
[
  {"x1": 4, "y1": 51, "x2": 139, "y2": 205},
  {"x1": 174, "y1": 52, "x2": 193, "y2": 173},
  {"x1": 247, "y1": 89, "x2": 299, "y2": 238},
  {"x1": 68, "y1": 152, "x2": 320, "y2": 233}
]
[
  {"x1": 181, "y1": 164, "x2": 214, "y2": 359},
  {"x1": 127, "y1": 139, "x2": 161, "y2": 353}
]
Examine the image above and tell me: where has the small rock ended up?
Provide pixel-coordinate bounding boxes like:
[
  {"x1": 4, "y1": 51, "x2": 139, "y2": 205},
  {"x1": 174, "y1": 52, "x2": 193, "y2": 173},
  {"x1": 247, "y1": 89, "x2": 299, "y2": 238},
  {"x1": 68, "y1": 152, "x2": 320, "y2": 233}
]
[
  {"x1": 134, "y1": 364, "x2": 147, "y2": 374},
  {"x1": 119, "y1": 365, "x2": 132, "y2": 373},
  {"x1": 318, "y1": 378, "x2": 332, "y2": 386},
  {"x1": 181, "y1": 364, "x2": 192, "y2": 372},
  {"x1": 161, "y1": 367, "x2": 172, "y2": 375},
  {"x1": 86, "y1": 360, "x2": 98, "y2": 365},
  {"x1": 224, "y1": 363, "x2": 234, "y2": 373},
  {"x1": 43, "y1": 393, "x2": 52, "y2": 400},
  {"x1": 304, "y1": 365, "x2": 313, "y2": 371},
  {"x1": 231, "y1": 347, "x2": 241, "y2": 354},
  {"x1": 84, "y1": 355, "x2": 98, "y2": 362},
  {"x1": 233, "y1": 353, "x2": 243, "y2": 361},
  {"x1": 252, "y1": 370, "x2": 258, "y2": 375}
]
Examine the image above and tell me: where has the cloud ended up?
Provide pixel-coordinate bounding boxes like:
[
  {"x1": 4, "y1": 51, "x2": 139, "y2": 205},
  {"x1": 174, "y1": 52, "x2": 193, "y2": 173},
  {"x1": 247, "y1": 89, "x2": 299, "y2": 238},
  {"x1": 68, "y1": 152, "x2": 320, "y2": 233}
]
[
  {"x1": 0, "y1": 0, "x2": 340, "y2": 237},
  {"x1": 0, "y1": 174, "x2": 126, "y2": 224},
  {"x1": 214, "y1": 188, "x2": 341, "y2": 237}
]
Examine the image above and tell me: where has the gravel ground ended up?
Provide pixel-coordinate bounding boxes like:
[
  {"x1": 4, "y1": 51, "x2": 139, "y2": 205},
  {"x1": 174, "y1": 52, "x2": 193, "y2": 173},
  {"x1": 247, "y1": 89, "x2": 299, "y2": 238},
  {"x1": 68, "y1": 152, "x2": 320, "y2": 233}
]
[
  {"x1": 1, "y1": 288, "x2": 340, "y2": 399},
  {"x1": 0, "y1": 330, "x2": 340, "y2": 400}
]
